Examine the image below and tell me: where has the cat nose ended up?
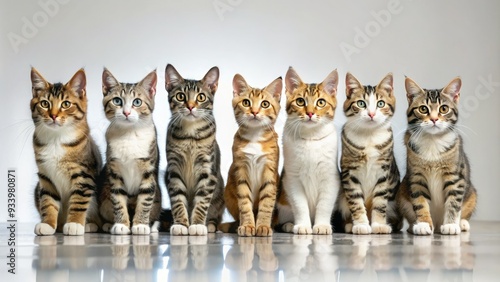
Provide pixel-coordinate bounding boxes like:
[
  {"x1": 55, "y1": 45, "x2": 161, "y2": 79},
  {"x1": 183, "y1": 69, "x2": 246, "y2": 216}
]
[
  {"x1": 252, "y1": 111, "x2": 258, "y2": 117},
  {"x1": 123, "y1": 111, "x2": 130, "y2": 117},
  {"x1": 368, "y1": 112, "x2": 375, "y2": 119},
  {"x1": 307, "y1": 112, "x2": 314, "y2": 118},
  {"x1": 51, "y1": 114, "x2": 57, "y2": 121},
  {"x1": 431, "y1": 118, "x2": 438, "y2": 124}
]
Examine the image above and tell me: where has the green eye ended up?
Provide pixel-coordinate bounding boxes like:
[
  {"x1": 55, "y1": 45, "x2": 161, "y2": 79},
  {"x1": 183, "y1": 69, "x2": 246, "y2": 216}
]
[
  {"x1": 176, "y1": 93, "x2": 186, "y2": 102},
  {"x1": 112, "y1": 97, "x2": 122, "y2": 106},
  {"x1": 296, "y1": 98, "x2": 305, "y2": 107},
  {"x1": 419, "y1": 106, "x2": 429, "y2": 114},
  {"x1": 377, "y1": 101, "x2": 385, "y2": 108},
  {"x1": 261, "y1": 100, "x2": 270, "y2": 108},
  {"x1": 133, "y1": 98, "x2": 142, "y2": 107},
  {"x1": 317, "y1": 99, "x2": 326, "y2": 108},
  {"x1": 197, "y1": 93, "x2": 206, "y2": 102},
  {"x1": 61, "y1": 101, "x2": 71, "y2": 109},
  {"x1": 40, "y1": 100, "x2": 50, "y2": 108},
  {"x1": 439, "y1": 105, "x2": 449, "y2": 114},
  {"x1": 242, "y1": 99, "x2": 251, "y2": 107},
  {"x1": 357, "y1": 100, "x2": 366, "y2": 108}
]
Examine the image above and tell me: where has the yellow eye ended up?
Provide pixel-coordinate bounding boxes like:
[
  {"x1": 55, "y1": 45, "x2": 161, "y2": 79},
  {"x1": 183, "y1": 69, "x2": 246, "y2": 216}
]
[
  {"x1": 242, "y1": 99, "x2": 251, "y2": 107},
  {"x1": 439, "y1": 105, "x2": 449, "y2": 114},
  {"x1": 316, "y1": 99, "x2": 326, "y2": 108},
  {"x1": 61, "y1": 101, "x2": 71, "y2": 109},
  {"x1": 419, "y1": 105, "x2": 429, "y2": 114},
  {"x1": 176, "y1": 93, "x2": 185, "y2": 101},
  {"x1": 261, "y1": 100, "x2": 270, "y2": 108},
  {"x1": 40, "y1": 100, "x2": 50, "y2": 108},
  {"x1": 197, "y1": 93, "x2": 206, "y2": 102},
  {"x1": 296, "y1": 98, "x2": 305, "y2": 107}
]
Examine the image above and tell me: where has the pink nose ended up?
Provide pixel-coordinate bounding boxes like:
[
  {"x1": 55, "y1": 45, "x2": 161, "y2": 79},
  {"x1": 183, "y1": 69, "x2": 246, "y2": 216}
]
[
  {"x1": 368, "y1": 112, "x2": 375, "y2": 119},
  {"x1": 51, "y1": 115, "x2": 57, "y2": 121},
  {"x1": 307, "y1": 112, "x2": 314, "y2": 118},
  {"x1": 431, "y1": 118, "x2": 438, "y2": 124},
  {"x1": 123, "y1": 111, "x2": 130, "y2": 117}
]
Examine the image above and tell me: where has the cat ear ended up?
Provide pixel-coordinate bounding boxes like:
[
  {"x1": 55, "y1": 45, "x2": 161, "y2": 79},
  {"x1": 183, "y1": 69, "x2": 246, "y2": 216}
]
[
  {"x1": 202, "y1": 66, "x2": 219, "y2": 94},
  {"x1": 232, "y1": 74, "x2": 249, "y2": 97},
  {"x1": 321, "y1": 69, "x2": 338, "y2": 97},
  {"x1": 102, "y1": 68, "x2": 119, "y2": 96},
  {"x1": 285, "y1": 67, "x2": 303, "y2": 97},
  {"x1": 377, "y1": 73, "x2": 393, "y2": 95},
  {"x1": 31, "y1": 67, "x2": 49, "y2": 97},
  {"x1": 165, "y1": 64, "x2": 184, "y2": 92},
  {"x1": 405, "y1": 76, "x2": 424, "y2": 103},
  {"x1": 345, "y1": 72, "x2": 363, "y2": 99},
  {"x1": 139, "y1": 70, "x2": 157, "y2": 98},
  {"x1": 264, "y1": 77, "x2": 283, "y2": 102},
  {"x1": 442, "y1": 77, "x2": 461, "y2": 103},
  {"x1": 67, "y1": 68, "x2": 86, "y2": 98}
]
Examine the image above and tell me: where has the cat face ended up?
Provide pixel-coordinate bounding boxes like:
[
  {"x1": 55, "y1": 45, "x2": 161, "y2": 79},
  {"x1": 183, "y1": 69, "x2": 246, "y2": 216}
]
[
  {"x1": 232, "y1": 74, "x2": 282, "y2": 129},
  {"x1": 284, "y1": 67, "x2": 338, "y2": 128},
  {"x1": 165, "y1": 64, "x2": 219, "y2": 122},
  {"x1": 102, "y1": 69, "x2": 157, "y2": 126},
  {"x1": 30, "y1": 68, "x2": 87, "y2": 130},
  {"x1": 344, "y1": 72, "x2": 395, "y2": 128},
  {"x1": 405, "y1": 77, "x2": 460, "y2": 135}
]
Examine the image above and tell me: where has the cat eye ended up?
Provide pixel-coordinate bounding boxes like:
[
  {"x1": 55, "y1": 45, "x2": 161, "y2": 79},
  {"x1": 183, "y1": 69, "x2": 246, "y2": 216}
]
[
  {"x1": 40, "y1": 100, "x2": 50, "y2": 108},
  {"x1": 316, "y1": 99, "x2": 326, "y2": 108},
  {"x1": 61, "y1": 101, "x2": 71, "y2": 109},
  {"x1": 296, "y1": 98, "x2": 305, "y2": 107},
  {"x1": 357, "y1": 100, "x2": 366, "y2": 108},
  {"x1": 261, "y1": 100, "x2": 270, "y2": 108},
  {"x1": 418, "y1": 105, "x2": 429, "y2": 114},
  {"x1": 132, "y1": 98, "x2": 142, "y2": 107},
  {"x1": 112, "y1": 97, "x2": 123, "y2": 106},
  {"x1": 242, "y1": 99, "x2": 251, "y2": 107},
  {"x1": 197, "y1": 93, "x2": 206, "y2": 102},
  {"x1": 176, "y1": 93, "x2": 186, "y2": 102},
  {"x1": 439, "y1": 105, "x2": 449, "y2": 114},
  {"x1": 377, "y1": 101, "x2": 385, "y2": 108}
]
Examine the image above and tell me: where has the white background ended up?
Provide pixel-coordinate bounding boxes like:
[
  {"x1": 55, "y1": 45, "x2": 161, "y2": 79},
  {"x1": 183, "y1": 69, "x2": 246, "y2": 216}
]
[{"x1": 1, "y1": 0, "x2": 499, "y2": 223}]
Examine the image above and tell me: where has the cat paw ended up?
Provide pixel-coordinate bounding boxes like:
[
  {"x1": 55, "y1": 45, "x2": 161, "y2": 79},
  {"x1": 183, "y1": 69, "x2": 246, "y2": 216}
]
[
  {"x1": 282, "y1": 222, "x2": 294, "y2": 233},
  {"x1": 85, "y1": 223, "x2": 99, "y2": 233},
  {"x1": 460, "y1": 219, "x2": 470, "y2": 232},
  {"x1": 63, "y1": 222, "x2": 85, "y2": 236},
  {"x1": 189, "y1": 224, "x2": 207, "y2": 236},
  {"x1": 207, "y1": 222, "x2": 217, "y2": 233},
  {"x1": 312, "y1": 224, "x2": 332, "y2": 235},
  {"x1": 102, "y1": 223, "x2": 113, "y2": 233},
  {"x1": 352, "y1": 223, "x2": 371, "y2": 235},
  {"x1": 111, "y1": 223, "x2": 131, "y2": 235},
  {"x1": 170, "y1": 224, "x2": 189, "y2": 235},
  {"x1": 256, "y1": 225, "x2": 273, "y2": 237},
  {"x1": 413, "y1": 222, "x2": 433, "y2": 235},
  {"x1": 371, "y1": 222, "x2": 392, "y2": 234},
  {"x1": 345, "y1": 223, "x2": 353, "y2": 233},
  {"x1": 440, "y1": 224, "x2": 461, "y2": 235},
  {"x1": 34, "y1": 223, "x2": 56, "y2": 236},
  {"x1": 238, "y1": 225, "x2": 256, "y2": 237},
  {"x1": 132, "y1": 224, "x2": 151, "y2": 235},
  {"x1": 151, "y1": 221, "x2": 160, "y2": 233},
  {"x1": 293, "y1": 225, "x2": 312, "y2": 235}
]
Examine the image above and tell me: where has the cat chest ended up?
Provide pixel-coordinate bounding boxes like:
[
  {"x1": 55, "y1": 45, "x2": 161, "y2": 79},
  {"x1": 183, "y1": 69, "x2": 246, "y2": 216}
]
[
  {"x1": 427, "y1": 171, "x2": 445, "y2": 227},
  {"x1": 241, "y1": 142, "x2": 268, "y2": 196},
  {"x1": 36, "y1": 143, "x2": 71, "y2": 198}
]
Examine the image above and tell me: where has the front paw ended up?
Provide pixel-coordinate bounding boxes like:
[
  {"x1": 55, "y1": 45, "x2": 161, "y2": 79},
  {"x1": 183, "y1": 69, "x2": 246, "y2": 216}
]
[
  {"x1": 352, "y1": 223, "x2": 371, "y2": 235},
  {"x1": 207, "y1": 222, "x2": 217, "y2": 233},
  {"x1": 238, "y1": 225, "x2": 255, "y2": 237},
  {"x1": 189, "y1": 224, "x2": 207, "y2": 236},
  {"x1": 85, "y1": 223, "x2": 99, "y2": 233},
  {"x1": 170, "y1": 224, "x2": 188, "y2": 235},
  {"x1": 35, "y1": 223, "x2": 56, "y2": 236},
  {"x1": 63, "y1": 222, "x2": 85, "y2": 236},
  {"x1": 312, "y1": 224, "x2": 332, "y2": 235},
  {"x1": 256, "y1": 225, "x2": 273, "y2": 237},
  {"x1": 102, "y1": 223, "x2": 113, "y2": 233},
  {"x1": 440, "y1": 224, "x2": 461, "y2": 235},
  {"x1": 460, "y1": 219, "x2": 470, "y2": 232},
  {"x1": 413, "y1": 222, "x2": 433, "y2": 235},
  {"x1": 371, "y1": 222, "x2": 392, "y2": 234},
  {"x1": 282, "y1": 222, "x2": 294, "y2": 233},
  {"x1": 132, "y1": 224, "x2": 151, "y2": 235},
  {"x1": 111, "y1": 223, "x2": 131, "y2": 235},
  {"x1": 293, "y1": 225, "x2": 312, "y2": 235}
]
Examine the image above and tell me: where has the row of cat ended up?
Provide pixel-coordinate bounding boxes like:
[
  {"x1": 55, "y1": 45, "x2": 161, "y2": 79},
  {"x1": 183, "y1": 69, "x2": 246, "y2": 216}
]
[{"x1": 30, "y1": 64, "x2": 477, "y2": 237}]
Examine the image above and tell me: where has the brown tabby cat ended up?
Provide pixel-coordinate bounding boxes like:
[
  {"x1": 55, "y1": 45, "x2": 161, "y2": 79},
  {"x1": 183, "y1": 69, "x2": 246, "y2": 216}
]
[
  {"x1": 31, "y1": 67, "x2": 102, "y2": 236},
  {"x1": 397, "y1": 76, "x2": 477, "y2": 235},
  {"x1": 223, "y1": 74, "x2": 282, "y2": 237}
]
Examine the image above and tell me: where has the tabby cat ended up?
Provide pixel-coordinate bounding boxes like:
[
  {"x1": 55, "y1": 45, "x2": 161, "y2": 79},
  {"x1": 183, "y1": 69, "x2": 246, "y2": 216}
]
[
  {"x1": 277, "y1": 67, "x2": 340, "y2": 235},
  {"x1": 98, "y1": 68, "x2": 162, "y2": 235},
  {"x1": 331, "y1": 72, "x2": 402, "y2": 234},
  {"x1": 164, "y1": 64, "x2": 225, "y2": 236},
  {"x1": 397, "y1": 76, "x2": 477, "y2": 235},
  {"x1": 223, "y1": 74, "x2": 282, "y2": 237},
  {"x1": 31, "y1": 67, "x2": 102, "y2": 236}
]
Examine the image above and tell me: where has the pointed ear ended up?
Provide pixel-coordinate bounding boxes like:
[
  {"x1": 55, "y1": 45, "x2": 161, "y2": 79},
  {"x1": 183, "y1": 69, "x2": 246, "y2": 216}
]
[
  {"x1": 377, "y1": 72, "x2": 393, "y2": 95},
  {"x1": 232, "y1": 74, "x2": 249, "y2": 97},
  {"x1": 102, "y1": 68, "x2": 119, "y2": 96},
  {"x1": 345, "y1": 72, "x2": 362, "y2": 99},
  {"x1": 67, "y1": 68, "x2": 86, "y2": 98},
  {"x1": 165, "y1": 64, "x2": 184, "y2": 92},
  {"x1": 405, "y1": 76, "x2": 424, "y2": 104},
  {"x1": 202, "y1": 66, "x2": 219, "y2": 94},
  {"x1": 321, "y1": 69, "x2": 338, "y2": 97},
  {"x1": 264, "y1": 77, "x2": 283, "y2": 102},
  {"x1": 442, "y1": 77, "x2": 461, "y2": 103},
  {"x1": 31, "y1": 67, "x2": 49, "y2": 97},
  {"x1": 139, "y1": 70, "x2": 157, "y2": 98},
  {"x1": 285, "y1": 67, "x2": 303, "y2": 96}
]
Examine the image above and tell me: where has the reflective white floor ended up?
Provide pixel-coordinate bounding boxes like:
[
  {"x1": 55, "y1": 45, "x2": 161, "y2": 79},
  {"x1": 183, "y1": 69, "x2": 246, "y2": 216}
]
[{"x1": 1, "y1": 221, "x2": 500, "y2": 281}]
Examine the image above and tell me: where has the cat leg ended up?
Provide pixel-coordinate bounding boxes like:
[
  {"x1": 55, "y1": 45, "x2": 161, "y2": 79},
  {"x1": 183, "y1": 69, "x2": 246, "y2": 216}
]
[
  {"x1": 206, "y1": 175, "x2": 225, "y2": 233},
  {"x1": 286, "y1": 181, "x2": 312, "y2": 235},
  {"x1": 255, "y1": 167, "x2": 278, "y2": 237},
  {"x1": 64, "y1": 172, "x2": 99, "y2": 235},
  {"x1": 189, "y1": 170, "x2": 221, "y2": 236},
  {"x1": 343, "y1": 176, "x2": 371, "y2": 235},
  {"x1": 459, "y1": 188, "x2": 477, "y2": 232},
  {"x1": 106, "y1": 166, "x2": 131, "y2": 235},
  {"x1": 409, "y1": 183, "x2": 433, "y2": 235},
  {"x1": 440, "y1": 178, "x2": 467, "y2": 235},
  {"x1": 166, "y1": 169, "x2": 190, "y2": 236},
  {"x1": 131, "y1": 176, "x2": 158, "y2": 235},
  {"x1": 34, "y1": 181, "x2": 59, "y2": 236},
  {"x1": 236, "y1": 179, "x2": 256, "y2": 237},
  {"x1": 312, "y1": 184, "x2": 335, "y2": 235},
  {"x1": 370, "y1": 181, "x2": 393, "y2": 234}
]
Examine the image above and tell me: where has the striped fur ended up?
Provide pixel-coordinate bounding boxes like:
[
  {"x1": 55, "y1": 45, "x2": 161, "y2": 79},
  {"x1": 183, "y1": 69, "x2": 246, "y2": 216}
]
[
  {"x1": 98, "y1": 68, "x2": 162, "y2": 235},
  {"x1": 164, "y1": 64, "x2": 225, "y2": 236},
  {"x1": 396, "y1": 77, "x2": 477, "y2": 235},
  {"x1": 277, "y1": 67, "x2": 340, "y2": 235},
  {"x1": 222, "y1": 74, "x2": 282, "y2": 237},
  {"x1": 31, "y1": 68, "x2": 102, "y2": 236},
  {"x1": 332, "y1": 72, "x2": 402, "y2": 234}
]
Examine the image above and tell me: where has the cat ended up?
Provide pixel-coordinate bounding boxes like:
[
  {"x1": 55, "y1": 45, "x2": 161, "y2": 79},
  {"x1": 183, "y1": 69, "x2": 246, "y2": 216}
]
[
  {"x1": 397, "y1": 76, "x2": 477, "y2": 235},
  {"x1": 222, "y1": 74, "x2": 282, "y2": 237},
  {"x1": 164, "y1": 64, "x2": 225, "y2": 236},
  {"x1": 277, "y1": 67, "x2": 340, "y2": 235},
  {"x1": 98, "y1": 68, "x2": 162, "y2": 235},
  {"x1": 331, "y1": 72, "x2": 402, "y2": 234},
  {"x1": 30, "y1": 67, "x2": 102, "y2": 236}
]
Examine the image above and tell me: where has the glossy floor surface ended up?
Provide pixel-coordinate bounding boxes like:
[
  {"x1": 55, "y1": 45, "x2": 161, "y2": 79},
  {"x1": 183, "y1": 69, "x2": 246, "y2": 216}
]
[{"x1": 1, "y1": 222, "x2": 500, "y2": 281}]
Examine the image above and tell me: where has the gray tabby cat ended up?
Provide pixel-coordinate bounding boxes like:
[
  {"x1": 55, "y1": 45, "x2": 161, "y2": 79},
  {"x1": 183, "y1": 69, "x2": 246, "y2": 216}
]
[
  {"x1": 98, "y1": 68, "x2": 162, "y2": 235},
  {"x1": 164, "y1": 64, "x2": 225, "y2": 236}
]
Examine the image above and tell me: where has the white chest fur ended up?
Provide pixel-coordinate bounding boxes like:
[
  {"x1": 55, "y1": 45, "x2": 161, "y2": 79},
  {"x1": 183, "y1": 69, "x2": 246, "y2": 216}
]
[
  {"x1": 415, "y1": 131, "x2": 457, "y2": 162},
  {"x1": 241, "y1": 131, "x2": 267, "y2": 203}
]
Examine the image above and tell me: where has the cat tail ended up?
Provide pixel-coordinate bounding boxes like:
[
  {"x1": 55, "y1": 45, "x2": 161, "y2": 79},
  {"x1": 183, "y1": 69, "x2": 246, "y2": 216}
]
[
  {"x1": 159, "y1": 209, "x2": 173, "y2": 232},
  {"x1": 331, "y1": 209, "x2": 345, "y2": 233},
  {"x1": 218, "y1": 221, "x2": 239, "y2": 233}
]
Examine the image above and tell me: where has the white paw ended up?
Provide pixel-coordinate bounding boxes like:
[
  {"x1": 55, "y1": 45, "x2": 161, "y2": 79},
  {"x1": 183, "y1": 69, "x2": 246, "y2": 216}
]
[
  {"x1": 63, "y1": 222, "x2": 85, "y2": 236},
  {"x1": 371, "y1": 222, "x2": 392, "y2": 234},
  {"x1": 441, "y1": 224, "x2": 461, "y2": 235},
  {"x1": 413, "y1": 222, "x2": 433, "y2": 235},
  {"x1": 282, "y1": 222, "x2": 294, "y2": 233},
  {"x1": 207, "y1": 223, "x2": 217, "y2": 233},
  {"x1": 189, "y1": 224, "x2": 207, "y2": 236},
  {"x1": 293, "y1": 225, "x2": 312, "y2": 235},
  {"x1": 170, "y1": 224, "x2": 189, "y2": 235},
  {"x1": 131, "y1": 224, "x2": 151, "y2": 235},
  {"x1": 34, "y1": 223, "x2": 56, "y2": 236},
  {"x1": 460, "y1": 219, "x2": 470, "y2": 232},
  {"x1": 345, "y1": 223, "x2": 353, "y2": 233},
  {"x1": 151, "y1": 221, "x2": 160, "y2": 233},
  {"x1": 102, "y1": 223, "x2": 113, "y2": 233},
  {"x1": 85, "y1": 223, "x2": 99, "y2": 233},
  {"x1": 352, "y1": 223, "x2": 371, "y2": 235},
  {"x1": 111, "y1": 223, "x2": 131, "y2": 235},
  {"x1": 312, "y1": 224, "x2": 332, "y2": 235}
]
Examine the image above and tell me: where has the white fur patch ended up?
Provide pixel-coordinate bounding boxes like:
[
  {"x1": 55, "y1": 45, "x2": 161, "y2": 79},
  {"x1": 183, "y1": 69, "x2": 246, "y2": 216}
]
[{"x1": 413, "y1": 222, "x2": 433, "y2": 235}]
